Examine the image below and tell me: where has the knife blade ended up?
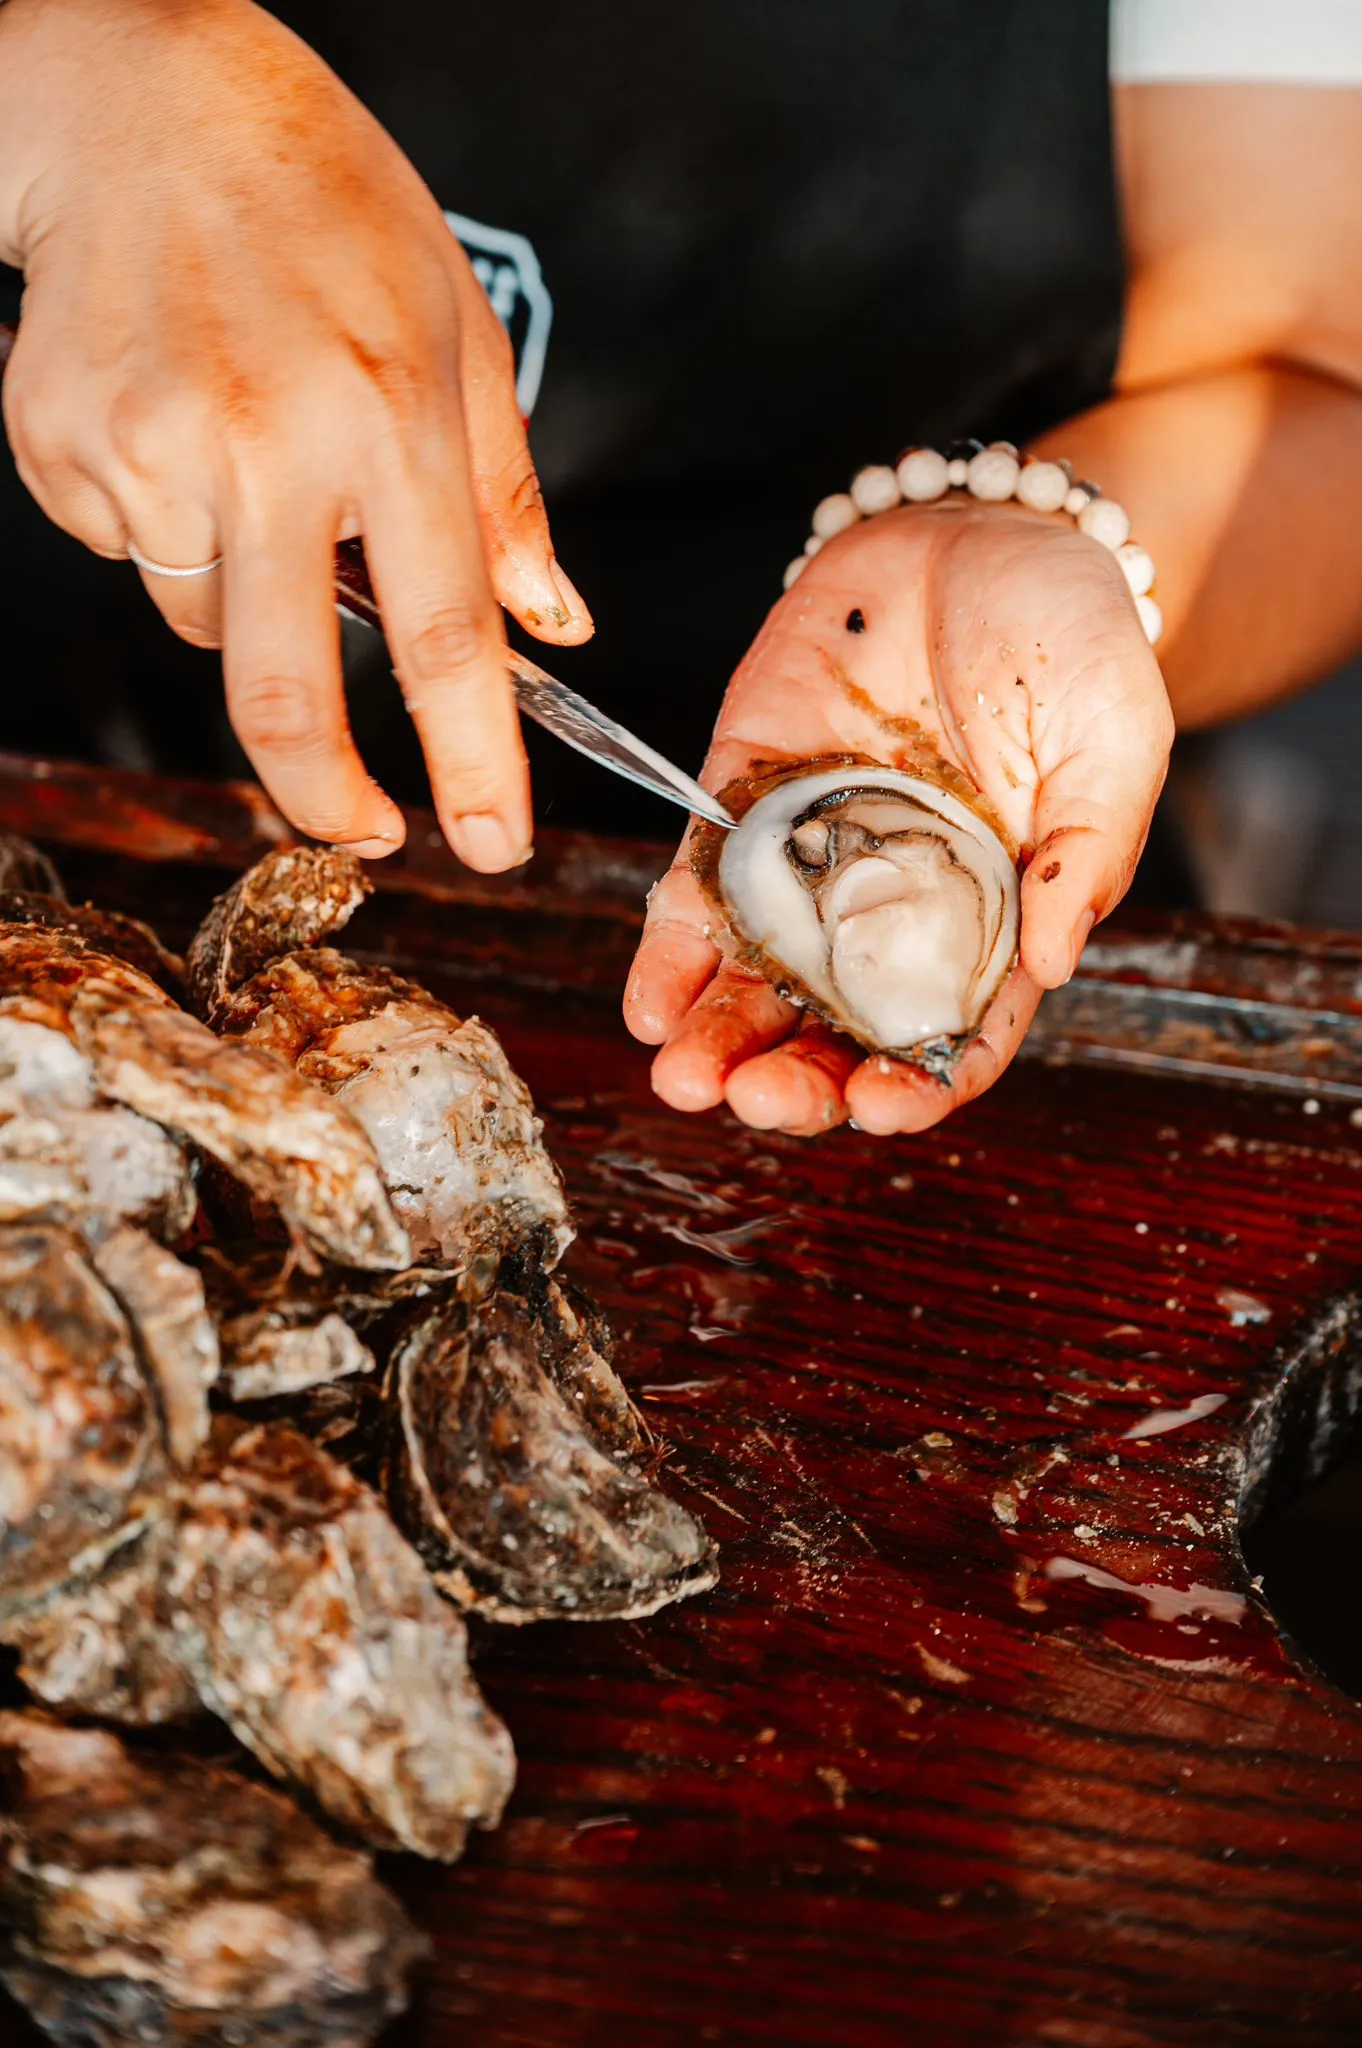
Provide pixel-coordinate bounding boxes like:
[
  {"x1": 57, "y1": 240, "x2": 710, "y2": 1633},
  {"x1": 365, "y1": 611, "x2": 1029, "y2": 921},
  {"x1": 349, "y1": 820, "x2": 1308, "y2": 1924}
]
[{"x1": 333, "y1": 539, "x2": 736, "y2": 832}]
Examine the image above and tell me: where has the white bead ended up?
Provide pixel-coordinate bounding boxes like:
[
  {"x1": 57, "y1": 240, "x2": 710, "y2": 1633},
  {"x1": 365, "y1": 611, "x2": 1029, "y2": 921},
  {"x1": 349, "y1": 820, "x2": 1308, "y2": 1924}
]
[
  {"x1": 1115, "y1": 541, "x2": 1155, "y2": 596},
  {"x1": 1064, "y1": 484, "x2": 1094, "y2": 517},
  {"x1": 1015, "y1": 460, "x2": 1070, "y2": 514},
  {"x1": 966, "y1": 448, "x2": 1020, "y2": 502},
  {"x1": 896, "y1": 447, "x2": 950, "y2": 502},
  {"x1": 850, "y1": 465, "x2": 902, "y2": 516},
  {"x1": 803, "y1": 533, "x2": 825, "y2": 557},
  {"x1": 811, "y1": 492, "x2": 859, "y2": 541},
  {"x1": 782, "y1": 555, "x2": 809, "y2": 590},
  {"x1": 1077, "y1": 496, "x2": 1132, "y2": 551},
  {"x1": 946, "y1": 457, "x2": 970, "y2": 487},
  {"x1": 1135, "y1": 593, "x2": 1163, "y2": 644}
]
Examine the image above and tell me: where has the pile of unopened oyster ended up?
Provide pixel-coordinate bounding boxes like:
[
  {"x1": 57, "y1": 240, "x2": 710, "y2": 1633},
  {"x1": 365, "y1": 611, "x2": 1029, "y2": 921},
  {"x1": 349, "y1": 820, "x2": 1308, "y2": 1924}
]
[{"x1": 0, "y1": 834, "x2": 716, "y2": 2047}]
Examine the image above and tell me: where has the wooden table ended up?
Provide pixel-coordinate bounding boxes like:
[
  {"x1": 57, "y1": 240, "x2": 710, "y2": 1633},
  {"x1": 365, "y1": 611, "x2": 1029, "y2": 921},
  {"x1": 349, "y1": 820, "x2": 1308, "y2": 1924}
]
[{"x1": 4, "y1": 756, "x2": 1362, "y2": 2048}]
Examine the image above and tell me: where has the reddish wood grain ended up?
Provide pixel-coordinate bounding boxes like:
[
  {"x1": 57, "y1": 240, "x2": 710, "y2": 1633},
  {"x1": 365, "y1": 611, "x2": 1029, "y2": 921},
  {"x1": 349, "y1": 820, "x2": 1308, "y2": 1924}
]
[{"x1": 5, "y1": 766, "x2": 1362, "y2": 2047}]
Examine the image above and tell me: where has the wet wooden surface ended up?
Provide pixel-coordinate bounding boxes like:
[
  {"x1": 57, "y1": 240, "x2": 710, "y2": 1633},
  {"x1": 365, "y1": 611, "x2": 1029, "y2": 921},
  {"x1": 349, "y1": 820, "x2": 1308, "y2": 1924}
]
[{"x1": 5, "y1": 760, "x2": 1362, "y2": 2048}]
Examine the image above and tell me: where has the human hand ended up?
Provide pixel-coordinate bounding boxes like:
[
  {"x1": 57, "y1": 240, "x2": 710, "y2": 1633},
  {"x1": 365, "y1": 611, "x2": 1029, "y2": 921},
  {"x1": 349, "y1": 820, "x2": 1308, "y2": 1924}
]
[
  {"x1": 0, "y1": 0, "x2": 590, "y2": 870},
  {"x1": 625, "y1": 498, "x2": 1174, "y2": 1136}
]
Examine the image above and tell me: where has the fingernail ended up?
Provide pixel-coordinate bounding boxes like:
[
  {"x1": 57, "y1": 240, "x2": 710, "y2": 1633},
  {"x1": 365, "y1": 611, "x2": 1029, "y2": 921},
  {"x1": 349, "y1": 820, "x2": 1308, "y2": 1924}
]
[
  {"x1": 548, "y1": 559, "x2": 591, "y2": 629},
  {"x1": 448, "y1": 811, "x2": 531, "y2": 873},
  {"x1": 343, "y1": 835, "x2": 402, "y2": 860},
  {"x1": 1065, "y1": 909, "x2": 1097, "y2": 982}
]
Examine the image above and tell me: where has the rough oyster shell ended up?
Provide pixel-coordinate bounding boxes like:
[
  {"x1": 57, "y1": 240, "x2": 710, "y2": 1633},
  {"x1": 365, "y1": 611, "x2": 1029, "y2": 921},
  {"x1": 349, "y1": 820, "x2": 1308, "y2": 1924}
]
[
  {"x1": 2, "y1": 1524, "x2": 200, "y2": 1726},
  {"x1": 0, "y1": 1223, "x2": 168, "y2": 1607},
  {"x1": 0, "y1": 1012, "x2": 196, "y2": 1245},
  {"x1": 386, "y1": 1273, "x2": 718, "y2": 1624},
  {"x1": 192, "y1": 849, "x2": 572, "y2": 1279},
  {"x1": 0, "y1": 923, "x2": 411, "y2": 1272},
  {"x1": 692, "y1": 755, "x2": 1020, "y2": 1075},
  {"x1": 187, "y1": 844, "x2": 371, "y2": 1025},
  {"x1": 0, "y1": 1711, "x2": 423, "y2": 2048},
  {"x1": 159, "y1": 1418, "x2": 517, "y2": 1860}
]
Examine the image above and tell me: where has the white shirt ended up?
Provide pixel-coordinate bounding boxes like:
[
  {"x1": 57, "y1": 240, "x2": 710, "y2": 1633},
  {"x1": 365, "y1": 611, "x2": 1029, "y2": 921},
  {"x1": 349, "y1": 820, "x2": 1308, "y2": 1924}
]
[{"x1": 1111, "y1": 1, "x2": 1362, "y2": 84}]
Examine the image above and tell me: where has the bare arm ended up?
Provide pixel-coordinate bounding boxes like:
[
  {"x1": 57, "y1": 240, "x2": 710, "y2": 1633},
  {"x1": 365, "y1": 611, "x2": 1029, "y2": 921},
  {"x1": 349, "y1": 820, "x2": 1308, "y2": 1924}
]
[{"x1": 1033, "y1": 83, "x2": 1362, "y2": 730}]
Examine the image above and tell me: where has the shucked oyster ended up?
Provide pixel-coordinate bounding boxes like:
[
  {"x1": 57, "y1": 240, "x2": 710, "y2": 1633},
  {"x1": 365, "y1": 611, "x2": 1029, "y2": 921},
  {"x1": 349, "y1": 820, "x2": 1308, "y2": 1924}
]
[{"x1": 693, "y1": 757, "x2": 1020, "y2": 1076}]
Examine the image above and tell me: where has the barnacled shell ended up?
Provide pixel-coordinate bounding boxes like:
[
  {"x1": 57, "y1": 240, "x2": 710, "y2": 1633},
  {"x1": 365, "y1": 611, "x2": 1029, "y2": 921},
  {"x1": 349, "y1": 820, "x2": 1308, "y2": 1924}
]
[
  {"x1": 386, "y1": 1273, "x2": 718, "y2": 1623},
  {"x1": 0, "y1": 1011, "x2": 195, "y2": 1244},
  {"x1": 187, "y1": 844, "x2": 371, "y2": 1024},
  {"x1": 0, "y1": 1222, "x2": 164, "y2": 1608},
  {"x1": 692, "y1": 755, "x2": 1020, "y2": 1077},
  {"x1": 0, "y1": 924, "x2": 412, "y2": 1270},
  {"x1": 191, "y1": 849, "x2": 574, "y2": 1279},
  {"x1": 0, "y1": 1711, "x2": 424, "y2": 2048},
  {"x1": 160, "y1": 1419, "x2": 517, "y2": 1859},
  {"x1": 216, "y1": 947, "x2": 573, "y2": 1277},
  {"x1": 2, "y1": 1524, "x2": 198, "y2": 1726}
]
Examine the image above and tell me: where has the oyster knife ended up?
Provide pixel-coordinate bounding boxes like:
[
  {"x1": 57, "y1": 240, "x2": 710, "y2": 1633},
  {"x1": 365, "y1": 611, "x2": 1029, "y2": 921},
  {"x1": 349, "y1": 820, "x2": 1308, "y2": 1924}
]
[
  {"x1": 504, "y1": 651, "x2": 736, "y2": 832},
  {"x1": 331, "y1": 537, "x2": 735, "y2": 832}
]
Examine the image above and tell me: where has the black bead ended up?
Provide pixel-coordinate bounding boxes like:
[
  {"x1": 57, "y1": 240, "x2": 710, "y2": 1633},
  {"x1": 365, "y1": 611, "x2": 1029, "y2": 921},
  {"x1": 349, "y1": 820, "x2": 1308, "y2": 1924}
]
[{"x1": 845, "y1": 608, "x2": 867, "y2": 634}]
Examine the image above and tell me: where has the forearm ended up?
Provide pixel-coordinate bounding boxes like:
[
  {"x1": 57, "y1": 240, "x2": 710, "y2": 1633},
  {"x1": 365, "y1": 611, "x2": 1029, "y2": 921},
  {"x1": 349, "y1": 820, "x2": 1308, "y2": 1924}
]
[{"x1": 1030, "y1": 363, "x2": 1362, "y2": 731}]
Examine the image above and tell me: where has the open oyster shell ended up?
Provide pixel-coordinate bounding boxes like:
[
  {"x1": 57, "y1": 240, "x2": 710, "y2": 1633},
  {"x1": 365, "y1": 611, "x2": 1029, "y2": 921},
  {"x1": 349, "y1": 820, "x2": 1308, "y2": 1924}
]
[
  {"x1": 692, "y1": 756, "x2": 1020, "y2": 1077},
  {"x1": 385, "y1": 1273, "x2": 718, "y2": 1624}
]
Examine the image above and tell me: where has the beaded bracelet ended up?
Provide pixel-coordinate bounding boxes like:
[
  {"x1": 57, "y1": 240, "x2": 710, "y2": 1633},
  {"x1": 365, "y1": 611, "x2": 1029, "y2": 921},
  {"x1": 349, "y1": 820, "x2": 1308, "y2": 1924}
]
[{"x1": 784, "y1": 439, "x2": 1162, "y2": 646}]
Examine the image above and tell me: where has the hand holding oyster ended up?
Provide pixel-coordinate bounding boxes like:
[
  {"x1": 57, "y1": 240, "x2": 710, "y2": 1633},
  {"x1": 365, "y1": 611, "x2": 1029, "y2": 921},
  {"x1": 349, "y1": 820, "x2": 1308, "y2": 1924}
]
[{"x1": 625, "y1": 499, "x2": 1173, "y2": 1136}]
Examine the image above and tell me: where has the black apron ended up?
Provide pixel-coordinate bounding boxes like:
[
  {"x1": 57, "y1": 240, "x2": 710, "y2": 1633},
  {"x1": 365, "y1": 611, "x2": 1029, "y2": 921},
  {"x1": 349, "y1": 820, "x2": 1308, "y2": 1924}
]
[{"x1": 4, "y1": 1, "x2": 1177, "y2": 877}]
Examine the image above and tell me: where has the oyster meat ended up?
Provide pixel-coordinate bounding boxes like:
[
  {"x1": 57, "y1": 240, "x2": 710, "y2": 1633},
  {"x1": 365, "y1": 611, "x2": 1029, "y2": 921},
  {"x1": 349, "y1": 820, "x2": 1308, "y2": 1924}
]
[
  {"x1": 386, "y1": 1272, "x2": 718, "y2": 1623},
  {"x1": 193, "y1": 849, "x2": 572, "y2": 1277},
  {"x1": 693, "y1": 756, "x2": 1020, "y2": 1074},
  {"x1": 0, "y1": 1711, "x2": 423, "y2": 2048}
]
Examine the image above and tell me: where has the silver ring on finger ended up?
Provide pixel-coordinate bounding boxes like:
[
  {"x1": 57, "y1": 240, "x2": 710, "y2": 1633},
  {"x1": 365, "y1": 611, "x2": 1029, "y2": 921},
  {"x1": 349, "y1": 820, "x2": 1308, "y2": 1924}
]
[{"x1": 126, "y1": 538, "x2": 223, "y2": 580}]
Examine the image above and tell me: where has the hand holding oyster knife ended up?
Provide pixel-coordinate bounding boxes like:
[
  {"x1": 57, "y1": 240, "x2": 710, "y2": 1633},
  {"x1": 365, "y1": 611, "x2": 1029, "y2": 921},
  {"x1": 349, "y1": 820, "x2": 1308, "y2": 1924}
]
[{"x1": 626, "y1": 497, "x2": 1175, "y2": 1137}]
